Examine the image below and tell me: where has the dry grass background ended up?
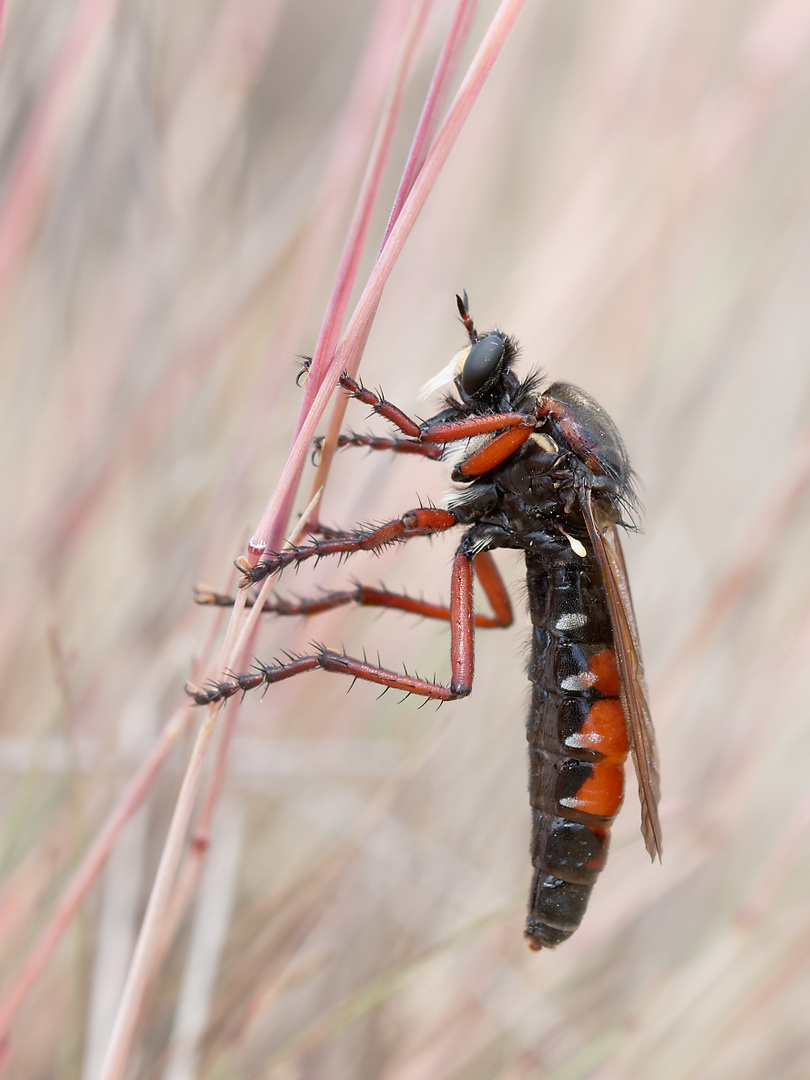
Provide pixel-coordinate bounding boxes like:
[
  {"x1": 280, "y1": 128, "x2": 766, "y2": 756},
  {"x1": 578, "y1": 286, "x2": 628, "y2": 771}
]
[{"x1": 2, "y1": 0, "x2": 810, "y2": 1077}]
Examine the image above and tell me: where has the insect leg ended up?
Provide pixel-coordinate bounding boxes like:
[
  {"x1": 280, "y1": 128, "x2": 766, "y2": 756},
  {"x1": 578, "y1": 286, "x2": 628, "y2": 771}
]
[
  {"x1": 197, "y1": 551, "x2": 512, "y2": 628},
  {"x1": 241, "y1": 507, "x2": 458, "y2": 586},
  {"x1": 321, "y1": 368, "x2": 536, "y2": 460},
  {"x1": 333, "y1": 372, "x2": 423, "y2": 438},
  {"x1": 188, "y1": 550, "x2": 477, "y2": 706},
  {"x1": 454, "y1": 425, "x2": 536, "y2": 477},
  {"x1": 418, "y1": 412, "x2": 537, "y2": 476},
  {"x1": 420, "y1": 412, "x2": 535, "y2": 446},
  {"x1": 315, "y1": 363, "x2": 536, "y2": 462},
  {"x1": 469, "y1": 551, "x2": 513, "y2": 626},
  {"x1": 312, "y1": 433, "x2": 443, "y2": 459}
]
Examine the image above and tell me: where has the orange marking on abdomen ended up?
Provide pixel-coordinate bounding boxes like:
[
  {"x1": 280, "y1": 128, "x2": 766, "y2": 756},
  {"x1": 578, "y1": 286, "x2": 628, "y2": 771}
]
[
  {"x1": 588, "y1": 648, "x2": 620, "y2": 696},
  {"x1": 561, "y1": 762, "x2": 624, "y2": 818},
  {"x1": 565, "y1": 699, "x2": 629, "y2": 761}
]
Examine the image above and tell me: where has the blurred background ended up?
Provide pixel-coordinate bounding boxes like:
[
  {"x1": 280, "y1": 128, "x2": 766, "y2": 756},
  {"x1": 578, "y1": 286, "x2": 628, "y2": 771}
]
[{"x1": 3, "y1": 0, "x2": 810, "y2": 1076}]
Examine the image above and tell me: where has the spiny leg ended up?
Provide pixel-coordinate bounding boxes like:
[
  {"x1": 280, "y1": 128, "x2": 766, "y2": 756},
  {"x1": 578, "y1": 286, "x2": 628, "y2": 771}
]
[
  {"x1": 304, "y1": 360, "x2": 554, "y2": 486},
  {"x1": 340, "y1": 370, "x2": 538, "y2": 453},
  {"x1": 328, "y1": 366, "x2": 543, "y2": 460},
  {"x1": 306, "y1": 364, "x2": 423, "y2": 439},
  {"x1": 197, "y1": 550, "x2": 513, "y2": 629},
  {"x1": 241, "y1": 507, "x2": 459, "y2": 586},
  {"x1": 312, "y1": 433, "x2": 444, "y2": 459},
  {"x1": 188, "y1": 550, "x2": 477, "y2": 706}
]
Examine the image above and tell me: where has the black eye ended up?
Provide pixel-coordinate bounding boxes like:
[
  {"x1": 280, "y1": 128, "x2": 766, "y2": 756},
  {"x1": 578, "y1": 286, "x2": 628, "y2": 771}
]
[{"x1": 460, "y1": 333, "x2": 505, "y2": 397}]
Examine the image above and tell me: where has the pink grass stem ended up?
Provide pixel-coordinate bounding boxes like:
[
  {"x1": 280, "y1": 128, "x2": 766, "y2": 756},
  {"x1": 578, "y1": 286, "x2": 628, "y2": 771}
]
[
  {"x1": 98, "y1": 712, "x2": 218, "y2": 1080},
  {"x1": 127, "y1": 10, "x2": 429, "y2": 1041},
  {"x1": 115, "y1": 496, "x2": 325, "y2": 1058},
  {"x1": 300, "y1": 0, "x2": 435, "y2": 509},
  {"x1": 248, "y1": 0, "x2": 528, "y2": 564},
  {"x1": 88, "y1": 3, "x2": 528, "y2": 1072},
  {"x1": 0, "y1": 703, "x2": 193, "y2": 1041},
  {"x1": 381, "y1": 0, "x2": 479, "y2": 248},
  {"x1": 305, "y1": 0, "x2": 431, "y2": 387},
  {"x1": 310, "y1": 0, "x2": 478, "y2": 511},
  {"x1": 249, "y1": 0, "x2": 429, "y2": 559}
]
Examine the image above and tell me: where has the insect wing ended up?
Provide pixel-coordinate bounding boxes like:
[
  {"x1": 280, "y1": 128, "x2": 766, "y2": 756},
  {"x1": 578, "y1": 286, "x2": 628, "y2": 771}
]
[{"x1": 581, "y1": 491, "x2": 663, "y2": 860}]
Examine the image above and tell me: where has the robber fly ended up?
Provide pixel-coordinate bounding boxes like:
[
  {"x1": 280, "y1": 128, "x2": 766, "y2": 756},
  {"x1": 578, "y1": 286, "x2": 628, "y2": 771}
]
[{"x1": 190, "y1": 295, "x2": 662, "y2": 949}]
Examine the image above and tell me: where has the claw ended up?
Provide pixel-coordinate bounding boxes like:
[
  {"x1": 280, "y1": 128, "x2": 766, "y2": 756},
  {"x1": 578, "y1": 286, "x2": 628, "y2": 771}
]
[{"x1": 296, "y1": 358, "x2": 312, "y2": 387}]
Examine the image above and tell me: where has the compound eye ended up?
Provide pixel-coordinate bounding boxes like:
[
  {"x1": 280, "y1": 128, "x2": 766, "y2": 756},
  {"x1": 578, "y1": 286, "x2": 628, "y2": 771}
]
[{"x1": 460, "y1": 333, "x2": 505, "y2": 397}]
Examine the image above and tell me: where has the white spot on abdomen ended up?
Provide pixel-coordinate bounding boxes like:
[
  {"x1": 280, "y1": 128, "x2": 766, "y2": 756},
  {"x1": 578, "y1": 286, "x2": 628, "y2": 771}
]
[{"x1": 561, "y1": 671, "x2": 597, "y2": 692}]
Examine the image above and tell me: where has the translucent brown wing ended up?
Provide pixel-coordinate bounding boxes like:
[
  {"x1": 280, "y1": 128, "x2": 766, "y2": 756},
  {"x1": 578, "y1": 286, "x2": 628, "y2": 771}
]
[{"x1": 581, "y1": 490, "x2": 663, "y2": 860}]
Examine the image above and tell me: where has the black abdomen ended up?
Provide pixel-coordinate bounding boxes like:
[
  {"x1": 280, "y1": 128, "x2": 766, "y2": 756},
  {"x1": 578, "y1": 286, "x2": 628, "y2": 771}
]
[{"x1": 524, "y1": 553, "x2": 629, "y2": 949}]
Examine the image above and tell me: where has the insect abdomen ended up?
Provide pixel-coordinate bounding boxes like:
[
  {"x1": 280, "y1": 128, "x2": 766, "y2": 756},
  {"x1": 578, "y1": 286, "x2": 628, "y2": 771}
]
[{"x1": 524, "y1": 556, "x2": 629, "y2": 950}]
